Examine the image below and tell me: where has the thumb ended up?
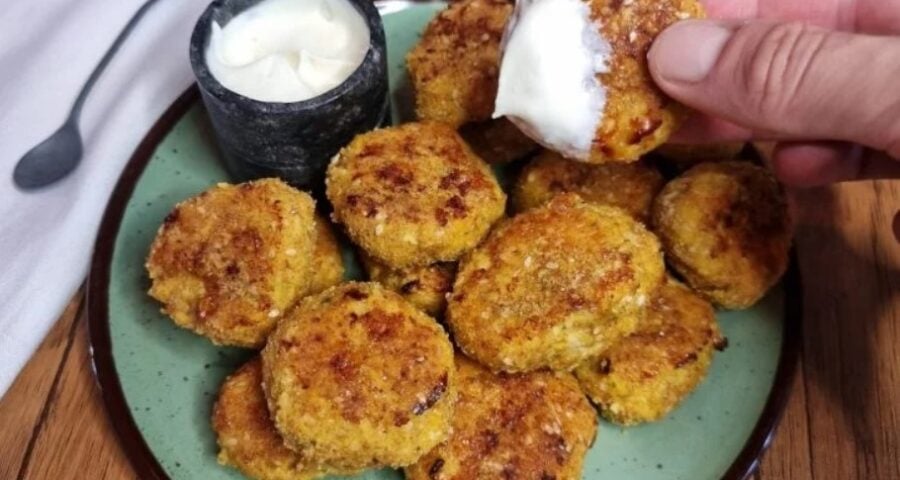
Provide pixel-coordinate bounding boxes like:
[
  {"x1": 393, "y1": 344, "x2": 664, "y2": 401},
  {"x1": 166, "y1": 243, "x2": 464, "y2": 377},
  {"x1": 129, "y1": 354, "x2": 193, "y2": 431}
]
[{"x1": 648, "y1": 20, "x2": 900, "y2": 159}]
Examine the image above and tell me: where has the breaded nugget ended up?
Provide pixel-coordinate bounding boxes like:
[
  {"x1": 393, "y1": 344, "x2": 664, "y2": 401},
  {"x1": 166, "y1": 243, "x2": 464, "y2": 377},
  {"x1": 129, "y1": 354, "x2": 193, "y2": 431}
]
[
  {"x1": 326, "y1": 122, "x2": 506, "y2": 268},
  {"x1": 406, "y1": 356, "x2": 597, "y2": 480},
  {"x1": 459, "y1": 117, "x2": 539, "y2": 164},
  {"x1": 306, "y1": 215, "x2": 345, "y2": 295},
  {"x1": 361, "y1": 254, "x2": 456, "y2": 317},
  {"x1": 575, "y1": 279, "x2": 726, "y2": 425},
  {"x1": 406, "y1": 0, "x2": 512, "y2": 127},
  {"x1": 447, "y1": 194, "x2": 665, "y2": 372},
  {"x1": 212, "y1": 358, "x2": 327, "y2": 480},
  {"x1": 261, "y1": 282, "x2": 456, "y2": 471},
  {"x1": 512, "y1": 149, "x2": 664, "y2": 221},
  {"x1": 587, "y1": 0, "x2": 705, "y2": 163},
  {"x1": 147, "y1": 178, "x2": 317, "y2": 348},
  {"x1": 651, "y1": 162, "x2": 792, "y2": 309}
]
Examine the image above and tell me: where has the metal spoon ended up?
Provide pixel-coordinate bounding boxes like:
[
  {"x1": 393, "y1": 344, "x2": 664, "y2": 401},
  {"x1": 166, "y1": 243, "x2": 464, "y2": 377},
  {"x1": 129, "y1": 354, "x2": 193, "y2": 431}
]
[{"x1": 13, "y1": 0, "x2": 160, "y2": 190}]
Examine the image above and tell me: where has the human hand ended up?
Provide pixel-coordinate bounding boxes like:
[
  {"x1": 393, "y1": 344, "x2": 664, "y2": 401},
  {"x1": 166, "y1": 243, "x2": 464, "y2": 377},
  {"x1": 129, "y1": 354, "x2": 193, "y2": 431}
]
[{"x1": 647, "y1": 0, "x2": 900, "y2": 186}]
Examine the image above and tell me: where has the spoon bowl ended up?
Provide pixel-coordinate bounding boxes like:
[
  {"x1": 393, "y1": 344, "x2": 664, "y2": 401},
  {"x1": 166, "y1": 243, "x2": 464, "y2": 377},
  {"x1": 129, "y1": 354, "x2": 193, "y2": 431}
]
[
  {"x1": 13, "y1": 122, "x2": 83, "y2": 190},
  {"x1": 12, "y1": 0, "x2": 159, "y2": 191}
]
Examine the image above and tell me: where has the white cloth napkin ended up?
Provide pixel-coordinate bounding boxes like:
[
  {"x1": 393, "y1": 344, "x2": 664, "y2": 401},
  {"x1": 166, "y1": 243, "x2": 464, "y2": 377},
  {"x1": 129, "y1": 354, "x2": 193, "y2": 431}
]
[{"x1": 0, "y1": 0, "x2": 211, "y2": 397}]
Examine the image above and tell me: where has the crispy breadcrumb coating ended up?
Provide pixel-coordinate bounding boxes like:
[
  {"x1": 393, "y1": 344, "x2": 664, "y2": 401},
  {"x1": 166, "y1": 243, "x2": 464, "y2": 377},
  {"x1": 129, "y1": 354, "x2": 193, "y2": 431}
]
[
  {"x1": 406, "y1": 0, "x2": 512, "y2": 127},
  {"x1": 406, "y1": 356, "x2": 597, "y2": 480},
  {"x1": 327, "y1": 122, "x2": 506, "y2": 268},
  {"x1": 651, "y1": 162, "x2": 791, "y2": 308},
  {"x1": 575, "y1": 278, "x2": 726, "y2": 425},
  {"x1": 147, "y1": 178, "x2": 317, "y2": 348},
  {"x1": 448, "y1": 194, "x2": 665, "y2": 372},
  {"x1": 261, "y1": 282, "x2": 456, "y2": 471}
]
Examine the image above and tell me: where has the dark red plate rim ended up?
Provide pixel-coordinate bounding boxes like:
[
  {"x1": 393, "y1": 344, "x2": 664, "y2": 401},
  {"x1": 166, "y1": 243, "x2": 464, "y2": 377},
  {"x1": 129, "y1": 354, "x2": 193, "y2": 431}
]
[{"x1": 86, "y1": 85, "x2": 803, "y2": 480}]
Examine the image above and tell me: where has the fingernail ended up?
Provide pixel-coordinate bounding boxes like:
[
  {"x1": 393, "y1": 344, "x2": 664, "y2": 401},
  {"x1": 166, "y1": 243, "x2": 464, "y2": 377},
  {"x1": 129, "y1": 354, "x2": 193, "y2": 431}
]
[{"x1": 649, "y1": 20, "x2": 735, "y2": 83}]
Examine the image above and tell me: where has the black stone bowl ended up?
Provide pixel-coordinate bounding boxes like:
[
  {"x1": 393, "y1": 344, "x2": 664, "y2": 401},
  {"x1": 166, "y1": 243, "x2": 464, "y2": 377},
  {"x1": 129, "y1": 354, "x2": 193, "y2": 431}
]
[{"x1": 189, "y1": 0, "x2": 389, "y2": 193}]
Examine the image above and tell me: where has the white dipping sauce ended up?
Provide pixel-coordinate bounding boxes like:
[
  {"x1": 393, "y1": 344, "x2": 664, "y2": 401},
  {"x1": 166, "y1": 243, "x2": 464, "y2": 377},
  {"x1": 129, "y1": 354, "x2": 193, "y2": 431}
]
[
  {"x1": 493, "y1": 0, "x2": 611, "y2": 160},
  {"x1": 206, "y1": 0, "x2": 370, "y2": 103}
]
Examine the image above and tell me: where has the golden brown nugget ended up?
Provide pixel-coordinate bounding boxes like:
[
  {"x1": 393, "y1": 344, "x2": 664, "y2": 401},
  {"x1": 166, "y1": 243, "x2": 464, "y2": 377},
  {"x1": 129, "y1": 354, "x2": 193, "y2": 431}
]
[
  {"x1": 494, "y1": 0, "x2": 704, "y2": 164},
  {"x1": 447, "y1": 194, "x2": 665, "y2": 372},
  {"x1": 513, "y1": 149, "x2": 664, "y2": 221},
  {"x1": 406, "y1": 356, "x2": 597, "y2": 480},
  {"x1": 306, "y1": 215, "x2": 345, "y2": 295},
  {"x1": 261, "y1": 282, "x2": 456, "y2": 471},
  {"x1": 147, "y1": 178, "x2": 317, "y2": 348},
  {"x1": 459, "y1": 117, "x2": 539, "y2": 165},
  {"x1": 575, "y1": 279, "x2": 726, "y2": 426},
  {"x1": 212, "y1": 358, "x2": 327, "y2": 480},
  {"x1": 326, "y1": 122, "x2": 506, "y2": 268},
  {"x1": 652, "y1": 162, "x2": 792, "y2": 309},
  {"x1": 406, "y1": 0, "x2": 512, "y2": 127},
  {"x1": 361, "y1": 253, "x2": 456, "y2": 317},
  {"x1": 586, "y1": 0, "x2": 705, "y2": 163}
]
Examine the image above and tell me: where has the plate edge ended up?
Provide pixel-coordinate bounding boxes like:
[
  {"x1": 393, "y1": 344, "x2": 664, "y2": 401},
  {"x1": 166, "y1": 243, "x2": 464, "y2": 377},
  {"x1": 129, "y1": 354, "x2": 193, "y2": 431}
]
[
  {"x1": 85, "y1": 85, "x2": 805, "y2": 480},
  {"x1": 87, "y1": 86, "x2": 200, "y2": 480},
  {"x1": 722, "y1": 253, "x2": 803, "y2": 480}
]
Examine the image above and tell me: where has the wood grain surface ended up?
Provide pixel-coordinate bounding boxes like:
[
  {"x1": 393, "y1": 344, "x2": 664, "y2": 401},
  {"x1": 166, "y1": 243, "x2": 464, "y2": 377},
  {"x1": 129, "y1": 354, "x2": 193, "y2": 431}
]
[{"x1": 1, "y1": 180, "x2": 899, "y2": 480}]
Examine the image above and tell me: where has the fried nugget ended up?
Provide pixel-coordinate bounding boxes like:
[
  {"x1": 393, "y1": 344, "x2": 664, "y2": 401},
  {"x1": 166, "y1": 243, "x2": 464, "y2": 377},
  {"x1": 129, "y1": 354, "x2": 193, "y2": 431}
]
[
  {"x1": 306, "y1": 215, "x2": 345, "y2": 295},
  {"x1": 447, "y1": 194, "x2": 665, "y2": 372},
  {"x1": 406, "y1": 0, "x2": 512, "y2": 127},
  {"x1": 651, "y1": 162, "x2": 792, "y2": 309},
  {"x1": 575, "y1": 279, "x2": 726, "y2": 425},
  {"x1": 326, "y1": 122, "x2": 506, "y2": 268},
  {"x1": 495, "y1": 0, "x2": 704, "y2": 163},
  {"x1": 212, "y1": 358, "x2": 327, "y2": 480},
  {"x1": 146, "y1": 178, "x2": 317, "y2": 348},
  {"x1": 361, "y1": 254, "x2": 456, "y2": 317},
  {"x1": 512, "y1": 149, "x2": 664, "y2": 221},
  {"x1": 587, "y1": 0, "x2": 705, "y2": 163},
  {"x1": 406, "y1": 356, "x2": 597, "y2": 480},
  {"x1": 459, "y1": 117, "x2": 539, "y2": 165},
  {"x1": 261, "y1": 282, "x2": 456, "y2": 471}
]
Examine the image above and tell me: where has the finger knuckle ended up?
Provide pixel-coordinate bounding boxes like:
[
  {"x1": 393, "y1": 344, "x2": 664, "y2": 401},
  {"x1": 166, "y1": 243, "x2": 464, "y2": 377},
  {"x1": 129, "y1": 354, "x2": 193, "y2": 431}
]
[{"x1": 738, "y1": 22, "x2": 827, "y2": 121}]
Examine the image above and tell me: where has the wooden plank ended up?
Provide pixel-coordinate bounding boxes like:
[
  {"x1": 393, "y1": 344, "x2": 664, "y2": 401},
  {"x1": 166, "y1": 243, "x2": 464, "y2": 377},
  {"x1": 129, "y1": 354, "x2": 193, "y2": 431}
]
[
  {"x1": 0, "y1": 292, "x2": 82, "y2": 480},
  {"x1": 755, "y1": 358, "x2": 813, "y2": 480},
  {"x1": 791, "y1": 182, "x2": 900, "y2": 480},
  {"x1": 19, "y1": 312, "x2": 137, "y2": 480}
]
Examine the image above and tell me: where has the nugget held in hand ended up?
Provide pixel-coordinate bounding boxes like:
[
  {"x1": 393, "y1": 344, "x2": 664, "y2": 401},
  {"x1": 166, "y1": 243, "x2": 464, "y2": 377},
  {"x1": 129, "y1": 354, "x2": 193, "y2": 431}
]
[
  {"x1": 513, "y1": 149, "x2": 664, "y2": 221},
  {"x1": 652, "y1": 162, "x2": 792, "y2": 309},
  {"x1": 261, "y1": 282, "x2": 456, "y2": 472},
  {"x1": 146, "y1": 178, "x2": 317, "y2": 348},
  {"x1": 575, "y1": 279, "x2": 726, "y2": 425},
  {"x1": 448, "y1": 194, "x2": 665, "y2": 372},
  {"x1": 406, "y1": 0, "x2": 512, "y2": 127},
  {"x1": 406, "y1": 356, "x2": 597, "y2": 480},
  {"x1": 212, "y1": 358, "x2": 329, "y2": 480},
  {"x1": 494, "y1": 0, "x2": 704, "y2": 163},
  {"x1": 327, "y1": 122, "x2": 506, "y2": 268}
]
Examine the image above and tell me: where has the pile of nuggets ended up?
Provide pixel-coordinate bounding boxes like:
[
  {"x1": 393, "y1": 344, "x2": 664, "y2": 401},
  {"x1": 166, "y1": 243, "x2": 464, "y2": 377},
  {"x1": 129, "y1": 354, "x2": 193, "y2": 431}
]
[{"x1": 145, "y1": 0, "x2": 793, "y2": 478}]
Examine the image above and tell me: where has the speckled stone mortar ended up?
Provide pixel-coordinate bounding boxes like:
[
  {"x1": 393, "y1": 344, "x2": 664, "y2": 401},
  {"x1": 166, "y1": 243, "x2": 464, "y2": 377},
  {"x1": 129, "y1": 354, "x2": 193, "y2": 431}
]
[{"x1": 189, "y1": 0, "x2": 389, "y2": 192}]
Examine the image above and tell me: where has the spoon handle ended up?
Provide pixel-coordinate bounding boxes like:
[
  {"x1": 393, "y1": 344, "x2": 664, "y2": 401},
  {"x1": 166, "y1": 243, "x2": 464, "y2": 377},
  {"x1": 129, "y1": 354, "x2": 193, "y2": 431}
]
[{"x1": 69, "y1": 0, "x2": 161, "y2": 121}]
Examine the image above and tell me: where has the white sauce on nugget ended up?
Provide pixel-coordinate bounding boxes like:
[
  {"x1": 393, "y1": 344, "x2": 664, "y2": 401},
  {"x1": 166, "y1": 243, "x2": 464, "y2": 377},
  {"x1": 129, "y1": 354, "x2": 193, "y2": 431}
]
[{"x1": 493, "y1": 0, "x2": 611, "y2": 160}]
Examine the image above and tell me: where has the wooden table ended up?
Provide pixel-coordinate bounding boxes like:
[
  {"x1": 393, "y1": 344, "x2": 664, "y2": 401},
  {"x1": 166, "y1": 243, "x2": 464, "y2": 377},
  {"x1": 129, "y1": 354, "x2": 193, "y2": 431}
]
[{"x1": 1, "y1": 181, "x2": 899, "y2": 480}]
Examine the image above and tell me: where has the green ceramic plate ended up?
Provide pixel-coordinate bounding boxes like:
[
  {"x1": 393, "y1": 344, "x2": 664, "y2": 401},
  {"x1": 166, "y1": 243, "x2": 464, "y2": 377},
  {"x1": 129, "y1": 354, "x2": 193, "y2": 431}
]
[{"x1": 88, "y1": 5, "x2": 801, "y2": 480}]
